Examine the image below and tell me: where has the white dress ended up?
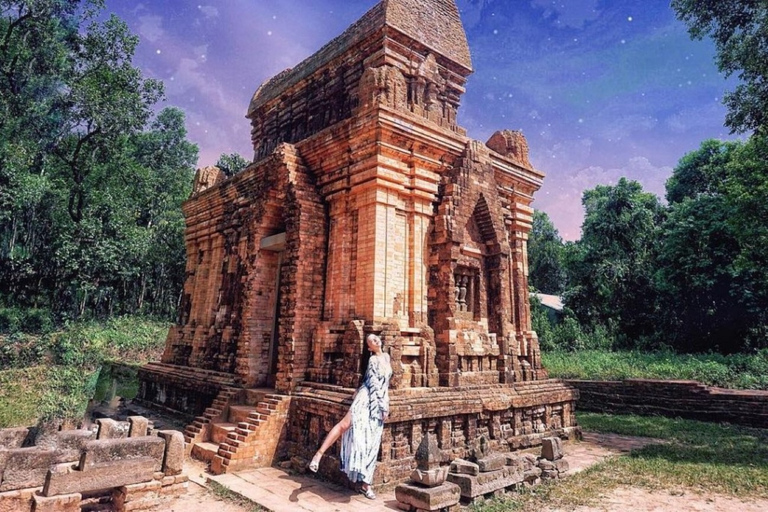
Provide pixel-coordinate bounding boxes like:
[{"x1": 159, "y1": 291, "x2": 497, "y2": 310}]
[{"x1": 339, "y1": 354, "x2": 392, "y2": 485}]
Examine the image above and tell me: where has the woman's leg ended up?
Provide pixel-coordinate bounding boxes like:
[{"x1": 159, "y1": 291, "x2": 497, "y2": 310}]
[{"x1": 309, "y1": 410, "x2": 352, "y2": 470}]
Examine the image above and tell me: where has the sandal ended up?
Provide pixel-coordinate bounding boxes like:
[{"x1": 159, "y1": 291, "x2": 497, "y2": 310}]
[
  {"x1": 360, "y1": 486, "x2": 376, "y2": 500},
  {"x1": 308, "y1": 452, "x2": 321, "y2": 473}
]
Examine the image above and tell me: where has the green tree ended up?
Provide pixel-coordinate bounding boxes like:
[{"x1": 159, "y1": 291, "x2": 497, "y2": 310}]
[
  {"x1": 565, "y1": 178, "x2": 665, "y2": 346},
  {"x1": 215, "y1": 153, "x2": 250, "y2": 178},
  {"x1": 666, "y1": 139, "x2": 740, "y2": 204},
  {"x1": 528, "y1": 210, "x2": 566, "y2": 294},
  {"x1": 0, "y1": 1, "x2": 194, "y2": 319},
  {"x1": 657, "y1": 136, "x2": 768, "y2": 352},
  {"x1": 672, "y1": 0, "x2": 768, "y2": 133}
]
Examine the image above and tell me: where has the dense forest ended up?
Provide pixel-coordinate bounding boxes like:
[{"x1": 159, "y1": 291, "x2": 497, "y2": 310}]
[
  {"x1": 0, "y1": 1, "x2": 252, "y2": 323},
  {"x1": 530, "y1": 0, "x2": 768, "y2": 355},
  {"x1": 529, "y1": 135, "x2": 768, "y2": 354},
  {"x1": 1, "y1": 0, "x2": 766, "y2": 358}
]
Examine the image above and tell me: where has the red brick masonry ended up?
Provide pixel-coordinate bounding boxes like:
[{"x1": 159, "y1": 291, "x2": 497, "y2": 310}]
[{"x1": 566, "y1": 379, "x2": 768, "y2": 428}]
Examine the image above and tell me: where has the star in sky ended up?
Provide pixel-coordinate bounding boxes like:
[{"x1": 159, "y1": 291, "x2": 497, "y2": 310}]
[{"x1": 104, "y1": 0, "x2": 739, "y2": 240}]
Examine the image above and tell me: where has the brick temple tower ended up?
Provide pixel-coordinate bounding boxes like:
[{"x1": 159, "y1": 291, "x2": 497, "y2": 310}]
[{"x1": 139, "y1": 0, "x2": 579, "y2": 483}]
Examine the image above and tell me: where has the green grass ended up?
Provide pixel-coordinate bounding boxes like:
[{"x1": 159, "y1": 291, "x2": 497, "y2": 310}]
[
  {"x1": 471, "y1": 412, "x2": 768, "y2": 512},
  {"x1": 543, "y1": 349, "x2": 768, "y2": 389},
  {"x1": 0, "y1": 315, "x2": 169, "y2": 427},
  {"x1": 0, "y1": 365, "x2": 99, "y2": 427}
]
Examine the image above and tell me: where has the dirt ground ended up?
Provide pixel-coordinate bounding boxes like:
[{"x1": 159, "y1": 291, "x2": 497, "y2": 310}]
[
  {"x1": 146, "y1": 434, "x2": 768, "y2": 512},
  {"x1": 555, "y1": 487, "x2": 768, "y2": 512}
]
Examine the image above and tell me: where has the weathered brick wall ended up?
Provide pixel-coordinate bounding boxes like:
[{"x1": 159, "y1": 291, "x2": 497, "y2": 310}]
[
  {"x1": 567, "y1": 379, "x2": 768, "y2": 428},
  {"x1": 287, "y1": 380, "x2": 579, "y2": 487}
]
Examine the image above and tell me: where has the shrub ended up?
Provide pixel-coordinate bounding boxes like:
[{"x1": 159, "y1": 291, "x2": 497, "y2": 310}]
[
  {"x1": 0, "y1": 332, "x2": 51, "y2": 369},
  {"x1": 22, "y1": 309, "x2": 54, "y2": 334},
  {"x1": 0, "y1": 308, "x2": 20, "y2": 334}
]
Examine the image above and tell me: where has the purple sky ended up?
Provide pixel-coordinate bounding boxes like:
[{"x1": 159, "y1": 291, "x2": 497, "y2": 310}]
[{"x1": 103, "y1": 0, "x2": 739, "y2": 240}]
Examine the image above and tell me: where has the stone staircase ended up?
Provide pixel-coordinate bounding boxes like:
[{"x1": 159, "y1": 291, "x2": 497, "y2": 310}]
[{"x1": 185, "y1": 388, "x2": 292, "y2": 475}]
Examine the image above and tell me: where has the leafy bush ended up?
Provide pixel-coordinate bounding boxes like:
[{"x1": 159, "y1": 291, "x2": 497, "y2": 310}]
[
  {"x1": 22, "y1": 309, "x2": 54, "y2": 334},
  {"x1": 51, "y1": 316, "x2": 169, "y2": 368},
  {"x1": 532, "y1": 298, "x2": 615, "y2": 352},
  {"x1": 0, "y1": 332, "x2": 51, "y2": 369},
  {"x1": 0, "y1": 308, "x2": 21, "y2": 333}
]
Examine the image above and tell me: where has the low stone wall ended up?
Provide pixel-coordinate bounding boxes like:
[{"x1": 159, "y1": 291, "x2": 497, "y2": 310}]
[
  {"x1": 288, "y1": 380, "x2": 580, "y2": 487},
  {"x1": 0, "y1": 416, "x2": 187, "y2": 512},
  {"x1": 566, "y1": 379, "x2": 768, "y2": 428}
]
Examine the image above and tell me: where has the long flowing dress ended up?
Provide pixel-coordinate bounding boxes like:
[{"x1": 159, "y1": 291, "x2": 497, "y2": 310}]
[{"x1": 339, "y1": 354, "x2": 392, "y2": 485}]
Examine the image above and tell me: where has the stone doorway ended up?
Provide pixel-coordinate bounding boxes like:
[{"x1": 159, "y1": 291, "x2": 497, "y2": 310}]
[{"x1": 260, "y1": 232, "x2": 285, "y2": 388}]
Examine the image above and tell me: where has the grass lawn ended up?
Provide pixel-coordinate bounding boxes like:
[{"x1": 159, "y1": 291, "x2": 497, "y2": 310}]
[
  {"x1": 543, "y1": 349, "x2": 768, "y2": 390},
  {"x1": 0, "y1": 316, "x2": 169, "y2": 428},
  {"x1": 471, "y1": 412, "x2": 768, "y2": 511},
  {"x1": 0, "y1": 365, "x2": 100, "y2": 427}
]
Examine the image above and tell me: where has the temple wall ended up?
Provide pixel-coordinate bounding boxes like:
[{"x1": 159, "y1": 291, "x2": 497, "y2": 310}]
[
  {"x1": 288, "y1": 381, "x2": 579, "y2": 486},
  {"x1": 139, "y1": 0, "x2": 580, "y2": 486}
]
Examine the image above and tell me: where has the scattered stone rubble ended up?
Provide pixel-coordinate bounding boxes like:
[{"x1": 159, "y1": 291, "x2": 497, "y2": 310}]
[
  {"x1": 395, "y1": 435, "x2": 569, "y2": 510},
  {"x1": 0, "y1": 416, "x2": 187, "y2": 512}
]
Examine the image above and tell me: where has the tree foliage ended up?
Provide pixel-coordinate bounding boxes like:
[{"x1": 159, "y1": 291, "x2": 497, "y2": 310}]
[
  {"x1": 564, "y1": 178, "x2": 665, "y2": 347},
  {"x1": 657, "y1": 136, "x2": 768, "y2": 352},
  {"x1": 528, "y1": 210, "x2": 567, "y2": 294},
  {"x1": 0, "y1": 1, "x2": 197, "y2": 319},
  {"x1": 672, "y1": 0, "x2": 768, "y2": 133},
  {"x1": 215, "y1": 152, "x2": 250, "y2": 178}
]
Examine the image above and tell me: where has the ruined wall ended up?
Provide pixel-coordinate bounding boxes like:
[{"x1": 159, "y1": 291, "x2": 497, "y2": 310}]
[
  {"x1": 568, "y1": 379, "x2": 768, "y2": 428},
  {"x1": 0, "y1": 418, "x2": 187, "y2": 512},
  {"x1": 288, "y1": 380, "x2": 578, "y2": 486}
]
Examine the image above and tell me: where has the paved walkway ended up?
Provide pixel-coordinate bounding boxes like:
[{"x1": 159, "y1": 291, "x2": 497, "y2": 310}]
[
  {"x1": 207, "y1": 434, "x2": 662, "y2": 512},
  {"x1": 209, "y1": 467, "x2": 400, "y2": 512}
]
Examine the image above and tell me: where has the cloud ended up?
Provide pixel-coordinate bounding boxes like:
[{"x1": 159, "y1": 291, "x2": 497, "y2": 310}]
[
  {"x1": 137, "y1": 15, "x2": 164, "y2": 42},
  {"x1": 534, "y1": 156, "x2": 672, "y2": 240},
  {"x1": 530, "y1": 0, "x2": 601, "y2": 29},
  {"x1": 665, "y1": 102, "x2": 725, "y2": 134},
  {"x1": 198, "y1": 5, "x2": 219, "y2": 19}
]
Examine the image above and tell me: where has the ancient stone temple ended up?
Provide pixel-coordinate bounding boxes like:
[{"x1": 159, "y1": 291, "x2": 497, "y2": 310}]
[{"x1": 138, "y1": 0, "x2": 579, "y2": 486}]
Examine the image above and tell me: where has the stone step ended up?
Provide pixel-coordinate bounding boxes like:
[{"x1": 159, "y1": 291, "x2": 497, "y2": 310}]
[
  {"x1": 191, "y1": 442, "x2": 220, "y2": 464},
  {"x1": 245, "y1": 388, "x2": 272, "y2": 405},
  {"x1": 211, "y1": 423, "x2": 237, "y2": 444},
  {"x1": 228, "y1": 405, "x2": 259, "y2": 424}
]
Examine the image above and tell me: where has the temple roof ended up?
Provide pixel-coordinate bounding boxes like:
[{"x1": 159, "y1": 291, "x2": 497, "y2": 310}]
[{"x1": 247, "y1": 0, "x2": 471, "y2": 117}]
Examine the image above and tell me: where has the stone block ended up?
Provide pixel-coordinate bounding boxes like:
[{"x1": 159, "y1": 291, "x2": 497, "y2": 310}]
[
  {"x1": 0, "y1": 488, "x2": 36, "y2": 512},
  {"x1": 43, "y1": 458, "x2": 157, "y2": 497},
  {"x1": 32, "y1": 492, "x2": 81, "y2": 512},
  {"x1": 0, "y1": 447, "x2": 57, "y2": 492},
  {"x1": 541, "y1": 437, "x2": 563, "y2": 461},
  {"x1": 78, "y1": 437, "x2": 165, "y2": 472},
  {"x1": 523, "y1": 466, "x2": 542, "y2": 484},
  {"x1": 128, "y1": 417, "x2": 150, "y2": 438},
  {"x1": 52, "y1": 430, "x2": 95, "y2": 464},
  {"x1": 504, "y1": 453, "x2": 524, "y2": 472},
  {"x1": 541, "y1": 469, "x2": 558, "y2": 480},
  {"x1": 449, "y1": 458, "x2": 478, "y2": 476},
  {"x1": 521, "y1": 453, "x2": 537, "y2": 471},
  {"x1": 157, "y1": 430, "x2": 185, "y2": 476},
  {"x1": 477, "y1": 453, "x2": 506, "y2": 473},
  {"x1": 554, "y1": 458, "x2": 569, "y2": 473},
  {"x1": 410, "y1": 466, "x2": 449, "y2": 487},
  {"x1": 96, "y1": 419, "x2": 121, "y2": 440},
  {"x1": 538, "y1": 459, "x2": 555, "y2": 471},
  {"x1": 0, "y1": 427, "x2": 29, "y2": 449},
  {"x1": 447, "y1": 466, "x2": 521, "y2": 499},
  {"x1": 395, "y1": 481, "x2": 460, "y2": 511}
]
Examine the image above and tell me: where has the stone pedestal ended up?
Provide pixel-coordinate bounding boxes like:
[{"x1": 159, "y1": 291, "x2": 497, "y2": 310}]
[
  {"x1": 395, "y1": 481, "x2": 461, "y2": 512},
  {"x1": 447, "y1": 466, "x2": 522, "y2": 500}
]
